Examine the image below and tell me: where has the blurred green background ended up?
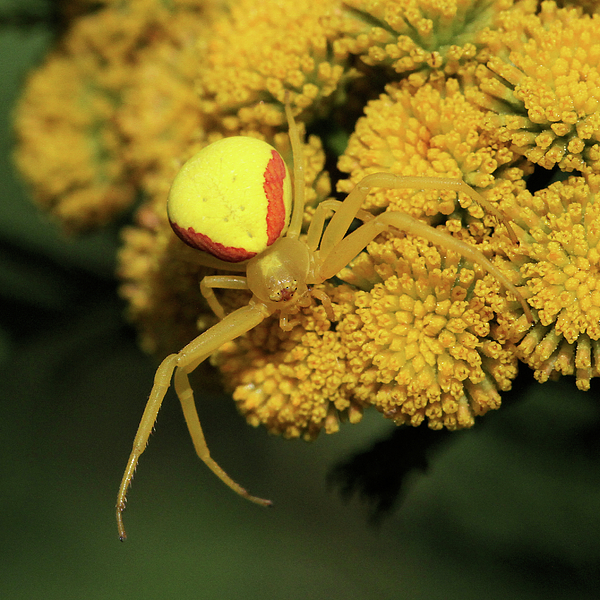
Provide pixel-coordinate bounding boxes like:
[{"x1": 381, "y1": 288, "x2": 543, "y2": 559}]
[{"x1": 1, "y1": 2, "x2": 599, "y2": 599}]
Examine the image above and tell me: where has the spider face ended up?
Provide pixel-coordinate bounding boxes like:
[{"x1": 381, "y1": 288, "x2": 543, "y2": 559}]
[
  {"x1": 269, "y1": 281, "x2": 297, "y2": 302},
  {"x1": 246, "y1": 235, "x2": 311, "y2": 307}
]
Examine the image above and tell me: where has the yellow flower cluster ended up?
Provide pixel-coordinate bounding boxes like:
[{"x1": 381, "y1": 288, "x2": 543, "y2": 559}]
[
  {"x1": 338, "y1": 234, "x2": 518, "y2": 429},
  {"x1": 337, "y1": 79, "x2": 530, "y2": 231},
  {"x1": 212, "y1": 284, "x2": 363, "y2": 440},
  {"x1": 14, "y1": 51, "x2": 133, "y2": 231},
  {"x1": 196, "y1": 0, "x2": 351, "y2": 127},
  {"x1": 475, "y1": 2, "x2": 600, "y2": 171},
  {"x1": 14, "y1": 0, "x2": 217, "y2": 230},
  {"x1": 195, "y1": 0, "x2": 518, "y2": 126},
  {"x1": 328, "y1": 0, "x2": 519, "y2": 88},
  {"x1": 14, "y1": 0, "x2": 600, "y2": 442},
  {"x1": 493, "y1": 174, "x2": 600, "y2": 390}
]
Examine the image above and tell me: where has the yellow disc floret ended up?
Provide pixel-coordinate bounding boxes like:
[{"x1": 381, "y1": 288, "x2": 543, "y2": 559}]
[
  {"x1": 497, "y1": 174, "x2": 600, "y2": 389},
  {"x1": 476, "y1": 2, "x2": 600, "y2": 172},
  {"x1": 337, "y1": 80, "x2": 529, "y2": 231},
  {"x1": 167, "y1": 137, "x2": 292, "y2": 262},
  {"x1": 338, "y1": 234, "x2": 519, "y2": 430}
]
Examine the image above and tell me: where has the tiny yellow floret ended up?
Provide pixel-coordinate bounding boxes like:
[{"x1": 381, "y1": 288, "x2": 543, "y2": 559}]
[
  {"x1": 497, "y1": 174, "x2": 600, "y2": 390},
  {"x1": 476, "y1": 3, "x2": 600, "y2": 172},
  {"x1": 168, "y1": 137, "x2": 292, "y2": 262}
]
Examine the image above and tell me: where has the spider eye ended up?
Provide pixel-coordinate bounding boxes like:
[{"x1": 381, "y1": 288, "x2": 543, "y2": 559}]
[
  {"x1": 167, "y1": 137, "x2": 292, "y2": 262},
  {"x1": 269, "y1": 280, "x2": 298, "y2": 303}
]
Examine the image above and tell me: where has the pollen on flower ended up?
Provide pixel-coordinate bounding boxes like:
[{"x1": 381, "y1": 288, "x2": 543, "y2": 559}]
[
  {"x1": 13, "y1": 53, "x2": 134, "y2": 232},
  {"x1": 212, "y1": 284, "x2": 363, "y2": 440},
  {"x1": 337, "y1": 80, "x2": 529, "y2": 233},
  {"x1": 474, "y1": 2, "x2": 600, "y2": 172},
  {"x1": 495, "y1": 174, "x2": 600, "y2": 390},
  {"x1": 196, "y1": 0, "x2": 352, "y2": 127},
  {"x1": 327, "y1": 0, "x2": 517, "y2": 85},
  {"x1": 337, "y1": 234, "x2": 519, "y2": 430},
  {"x1": 13, "y1": 0, "x2": 217, "y2": 231}
]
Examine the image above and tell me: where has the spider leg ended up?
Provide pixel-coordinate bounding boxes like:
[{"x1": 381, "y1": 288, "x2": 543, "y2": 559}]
[
  {"x1": 317, "y1": 210, "x2": 533, "y2": 323},
  {"x1": 284, "y1": 102, "x2": 305, "y2": 239},
  {"x1": 309, "y1": 287, "x2": 335, "y2": 321},
  {"x1": 116, "y1": 301, "x2": 273, "y2": 540},
  {"x1": 305, "y1": 200, "x2": 340, "y2": 252},
  {"x1": 200, "y1": 275, "x2": 249, "y2": 319},
  {"x1": 305, "y1": 198, "x2": 376, "y2": 254},
  {"x1": 173, "y1": 366, "x2": 272, "y2": 507},
  {"x1": 116, "y1": 354, "x2": 179, "y2": 541},
  {"x1": 319, "y1": 174, "x2": 517, "y2": 257}
]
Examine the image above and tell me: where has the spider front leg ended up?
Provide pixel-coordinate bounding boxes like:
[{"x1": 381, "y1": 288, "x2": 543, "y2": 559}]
[
  {"x1": 200, "y1": 275, "x2": 249, "y2": 319},
  {"x1": 116, "y1": 302, "x2": 273, "y2": 541},
  {"x1": 312, "y1": 174, "x2": 533, "y2": 323},
  {"x1": 319, "y1": 173, "x2": 518, "y2": 257}
]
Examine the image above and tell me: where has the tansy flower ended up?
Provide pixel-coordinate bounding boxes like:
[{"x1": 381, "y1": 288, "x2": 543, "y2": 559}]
[
  {"x1": 13, "y1": 0, "x2": 218, "y2": 231},
  {"x1": 337, "y1": 234, "x2": 520, "y2": 430},
  {"x1": 494, "y1": 174, "x2": 600, "y2": 390},
  {"x1": 196, "y1": 0, "x2": 353, "y2": 128},
  {"x1": 13, "y1": 52, "x2": 133, "y2": 232},
  {"x1": 327, "y1": 0, "x2": 521, "y2": 88},
  {"x1": 337, "y1": 79, "x2": 530, "y2": 236},
  {"x1": 474, "y1": 1, "x2": 600, "y2": 172},
  {"x1": 212, "y1": 284, "x2": 363, "y2": 440}
]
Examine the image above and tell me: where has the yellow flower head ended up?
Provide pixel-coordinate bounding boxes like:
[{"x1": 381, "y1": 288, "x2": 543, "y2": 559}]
[
  {"x1": 338, "y1": 234, "x2": 519, "y2": 430},
  {"x1": 196, "y1": 0, "x2": 351, "y2": 127},
  {"x1": 115, "y1": 8, "x2": 217, "y2": 200},
  {"x1": 476, "y1": 2, "x2": 600, "y2": 172},
  {"x1": 13, "y1": 52, "x2": 134, "y2": 232},
  {"x1": 497, "y1": 174, "x2": 600, "y2": 390},
  {"x1": 13, "y1": 0, "x2": 216, "y2": 231},
  {"x1": 337, "y1": 80, "x2": 529, "y2": 233},
  {"x1": 212, "y1": 284, "x2": 363, "y2": 440},
  {"x1": 329, "y1": 0, "x2": 518, "y2": 87}
]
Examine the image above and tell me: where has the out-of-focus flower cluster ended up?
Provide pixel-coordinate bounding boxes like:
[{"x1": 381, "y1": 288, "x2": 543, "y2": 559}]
[
  {"x1": 13, "y1": 0, "x2": 600, "y2": 440},
  {"x1": 14, "y1": 0, "x2": 221, "y2": 231}
]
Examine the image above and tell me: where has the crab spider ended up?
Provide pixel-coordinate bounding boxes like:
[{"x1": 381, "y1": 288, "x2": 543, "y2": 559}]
[{"x1": 116, "y1": 104, "x2": 533, "y2": 540}]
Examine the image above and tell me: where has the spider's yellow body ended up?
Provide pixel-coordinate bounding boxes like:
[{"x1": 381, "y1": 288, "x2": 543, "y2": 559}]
[{"x1": 116, "y1": 104, "x2": 533, "y2": 540}]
